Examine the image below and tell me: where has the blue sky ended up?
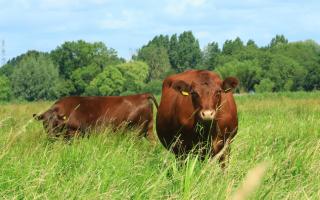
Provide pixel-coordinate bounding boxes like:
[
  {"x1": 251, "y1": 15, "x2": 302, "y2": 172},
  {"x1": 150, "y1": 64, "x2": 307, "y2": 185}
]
[{"x1": 1, "y1": 0, "x2": 320, "y2": 61}]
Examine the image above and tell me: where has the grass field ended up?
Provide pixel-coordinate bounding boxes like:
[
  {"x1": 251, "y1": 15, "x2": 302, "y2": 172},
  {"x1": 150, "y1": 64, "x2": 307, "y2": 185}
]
[{"x1": 0, "y1": 92, "x2": 319, "y2": 199}]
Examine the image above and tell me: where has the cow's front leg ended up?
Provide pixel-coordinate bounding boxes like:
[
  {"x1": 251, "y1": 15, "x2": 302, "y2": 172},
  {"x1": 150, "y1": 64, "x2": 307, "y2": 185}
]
[{"x1": 211, "y1": 135, "x2": 231, "y2": 169}]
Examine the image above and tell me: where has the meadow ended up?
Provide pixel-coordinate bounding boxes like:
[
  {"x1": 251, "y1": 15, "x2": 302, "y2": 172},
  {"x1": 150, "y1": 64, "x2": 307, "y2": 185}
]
[{"x1": 0, "y1": 92, "x2": 319, "y2": 199}]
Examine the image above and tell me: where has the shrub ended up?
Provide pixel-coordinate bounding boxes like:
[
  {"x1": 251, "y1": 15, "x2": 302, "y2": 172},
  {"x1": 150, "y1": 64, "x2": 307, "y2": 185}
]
[{"x1": 254, "y1": 78, "x2": 275, "y2": 93}]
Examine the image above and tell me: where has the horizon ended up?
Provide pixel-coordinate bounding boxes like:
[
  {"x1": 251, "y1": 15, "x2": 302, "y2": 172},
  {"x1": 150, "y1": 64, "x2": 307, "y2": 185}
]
[{"x1": 1, "y1": 0, "x2": 320, "y2": 62}]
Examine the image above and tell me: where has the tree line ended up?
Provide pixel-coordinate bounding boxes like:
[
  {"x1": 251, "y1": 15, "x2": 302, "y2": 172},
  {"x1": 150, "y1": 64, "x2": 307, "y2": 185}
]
[{"x1": 0, "y1": 32, "x2": 320, "y2": 101}]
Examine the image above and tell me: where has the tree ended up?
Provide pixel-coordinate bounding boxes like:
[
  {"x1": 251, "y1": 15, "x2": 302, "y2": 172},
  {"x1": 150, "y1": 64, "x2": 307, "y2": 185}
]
[
  {"x1": 268, "y1": 40, "x2": 320, "y2": 90},
  {"x1": 11, "y1": 53, "x2": 60, "y2": 101},
  {"x1": 169, "y1": 34, "x2": 179, "y2": 69},
  {"x1": 0, "y1": 50, "x2": 43, "y2": 77},
  {"x1": 246, "y1": 39, "x2": 258, "y2": 48},
  {"x1": 237, "y1": 44, "x2": 261, "y2": 62},
  {"x1": 0, "y1": 75, "x2": 11, "y2": 101},
  {"x1": 136, "y1": 31, "x2": 201, "y2": 73},
  {"x1": 216, "y1": 60, "x2": 262, "y2": 92},
  {"x1": 149, "y1": 35, "x2": 170, "y2": 50},
  {"x1": 142, "y1": 79, "x2": 162, "y2": 94},
  {"x1": 304, "y1": 64, "x2": 320, "y2": 90},
  {"x1": 51, "y1": 79, "x2": 75, "y2": 98},
  {"x1": 176, "y1": 31, "x2": 202, "y2": 71},
  {"x1": 117, "y1": 61, "x2": 149, "y2": 94},
  {"x1": 269, "y1": 34, "x2": 288, "y2": 48},
  {"x1": 254, "y1": 78, "x2": 275, "y2": 93},
  {"x1": 263, "y1": 54, "x2": 307, "y2": 91},
  {"x1": 85, "y1": 66, "x2": 125, "y2": 96},
  {"x1": 202, "y1": 42, "x2": 220, "y2": 69},
  {"x1": 222, "y1": 37, "x2": 244, "y2": 55},
  {"x1": 51, "y1": 40, "x2": 122, "y2": 78},
  {"x1": 71, "y1": 64, "x2": 101, "y2": 95},
  {"x1": 137, "y1": 45, "x2": 171, "y2": 81}
]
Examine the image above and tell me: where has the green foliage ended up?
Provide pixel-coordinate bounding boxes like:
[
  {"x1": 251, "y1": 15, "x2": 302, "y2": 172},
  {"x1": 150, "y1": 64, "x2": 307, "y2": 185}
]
[
  {"x1": 168, "y1": 34, "x2": 179, "y2": 69},
  {"x1": 202, "y1": 42, "x2": 220, "y2": 69},
  {"x1": 217, "y1": 60, "x2": 262, "y2": 92},
  {"x1": 1, "y1": 34, "x2": 319, "y2": 101},
  {"x1": 1, "y1": 51, "x2": 47, "y2": 79},
  {"x1": 142, "y1": 79, "x2": 163, "y2": 94},
  {"x1": 254, "y1": 78, "x2": 275, "y2": 93},
  {"x1": 269, "y1": 34, "x2": 288, "y2": 48},
  {"x1": 222, "y1": 37, "x2": 244, "y2": 55},
  {"x1": 71, "y1": 64, "x2": 101, "y2": 95},
  {"x1": 135, "y1": 32, "x2": 319, "y2": 93},
  {"x1": 304, "y1": 64, "x2": 320, "y2": 90},
  {"x1": 213, "y1": 36, "x2": 319, "y2": 92},
  {"x1": 0, "y1": 63, "x2": 14, "y2": 78},
  {"x1": 269, "y1": 40, "x2": 320, "y2": 90},
  {"x1": 137, "y1": 31, "x2": 202, "y2": 77},
  {"x1": 148, "y1": 34, "x2": 170, "y2": 50},
  {"x1": 86, "y1": 66, "x2": 125, "y2": 96},
  {"x1": 137, "y1": 45, "x2": 171, "y2": 81},
  {"x1": 246, "y1": 39, "x2": 258, "y2": 48},
  {"x1": 51, "y1": 40, "x2": 122, "y2": 79},
  {"x1": 176, "y1": 31, "x2": 202, "y2": 71},
  {"x1": 0, "y1": 75, "x2": 11, "y2": 101},
  {"x1": 117, "y1": 61, "x2": 149, "y2": 94},
  {"x1": 52, "y1": 79, "x2": 76, "y2": 98},
  {"x1": 237, "y1": 44, "x2": 262, "y2": 62},
  {"x1": 11, "y1": 53, "x2": 60, "y2": 101},
  {"x1": 263, "y1": 54, "x2": 307, "y2": 91}
]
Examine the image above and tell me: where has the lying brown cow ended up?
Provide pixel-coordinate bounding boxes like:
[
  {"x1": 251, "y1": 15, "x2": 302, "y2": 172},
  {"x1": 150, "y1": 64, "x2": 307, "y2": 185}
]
[
  {"x1": 156, "y1": 70, "x2": 239, "y2": 165},
  {"x1": 34, "y1": 93, "x2": 158, "y2": 140}
]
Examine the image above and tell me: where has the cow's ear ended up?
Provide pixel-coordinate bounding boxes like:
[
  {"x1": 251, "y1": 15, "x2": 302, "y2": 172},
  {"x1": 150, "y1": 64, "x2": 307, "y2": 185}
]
[
  {"x1": 222, "y1": 77, "x2": 239, "y2": 92},
  {"x1": 172, "y1": 80, "x2": 192, "y2": 96}
]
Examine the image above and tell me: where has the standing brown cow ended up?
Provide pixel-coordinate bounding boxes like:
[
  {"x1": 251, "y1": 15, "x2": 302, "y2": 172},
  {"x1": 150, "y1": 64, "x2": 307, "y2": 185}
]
[
  {"x1": 156, "y1": 70, "x2": 239, "y2": 165},
  {"x1": 34, "y1": 93, "x2": 158, "y2": 140}
]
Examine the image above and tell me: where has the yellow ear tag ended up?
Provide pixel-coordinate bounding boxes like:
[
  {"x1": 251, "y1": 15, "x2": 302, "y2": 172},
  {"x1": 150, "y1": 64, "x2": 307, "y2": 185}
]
[
  {"x1": 63, "y1": 116, "x2": 67, "y2": 120},
  {"x1": 181, "y1": 91, "x2": 189, "y2": 96}
]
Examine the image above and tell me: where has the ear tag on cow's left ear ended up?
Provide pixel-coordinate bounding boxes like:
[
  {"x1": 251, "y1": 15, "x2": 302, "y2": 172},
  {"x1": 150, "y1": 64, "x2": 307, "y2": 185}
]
[{"x1": 181, "y1": 91, "x2": 189, "y2": 96}]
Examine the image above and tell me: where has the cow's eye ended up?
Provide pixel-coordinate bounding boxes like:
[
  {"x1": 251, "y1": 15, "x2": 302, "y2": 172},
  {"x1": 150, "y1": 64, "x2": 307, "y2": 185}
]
[{"x1": 191, "y1": 91, "x2": 199, "y2": 98}]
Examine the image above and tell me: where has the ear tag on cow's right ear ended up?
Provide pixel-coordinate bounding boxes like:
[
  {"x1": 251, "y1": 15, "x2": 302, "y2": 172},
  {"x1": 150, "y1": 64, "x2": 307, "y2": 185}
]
[{"x1": 181, "y1": 91, "x2": 189, "y2": 96}]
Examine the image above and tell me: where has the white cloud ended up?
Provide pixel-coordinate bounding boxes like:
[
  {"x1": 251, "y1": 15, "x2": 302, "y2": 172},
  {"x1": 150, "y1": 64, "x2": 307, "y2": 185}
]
[
  {"x1": 98, "y1": 10, "x2": 141, "y2": 30},
  {"x1": 38, "y1": 0, "x2": 110, "y2": 9},
  {"x1": 165, "y1": 0, "x2": 207, "y2": 16},
  {"x1": 99, "y1": 18, "x2": 130, "y2": 30},
  {"x1": 194, "y1": 31, "x2": 211, "y2": 39},
  {"x1": 188, "y1": 0, "x2": 206, "y2": 6}
]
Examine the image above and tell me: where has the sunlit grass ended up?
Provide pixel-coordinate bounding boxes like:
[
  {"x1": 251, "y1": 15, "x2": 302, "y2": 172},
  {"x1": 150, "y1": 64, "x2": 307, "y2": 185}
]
[{"x1": 0, "y1": 92, "x2": 319, "y2": 199}]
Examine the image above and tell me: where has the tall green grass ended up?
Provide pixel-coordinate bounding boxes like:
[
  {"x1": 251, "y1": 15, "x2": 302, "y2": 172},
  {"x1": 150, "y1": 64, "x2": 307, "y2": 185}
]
[{"x1": 0, "y1": 92, "x2": 319, "y2": 199}]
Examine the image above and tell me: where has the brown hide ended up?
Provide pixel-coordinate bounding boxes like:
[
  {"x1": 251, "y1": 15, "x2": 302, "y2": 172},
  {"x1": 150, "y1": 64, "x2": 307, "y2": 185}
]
[
  {"x1": 34, "y1": 93, "x2": 158, "y2": 140},
  {"x1": 156, "y1": 70, "x2": 238, "y2": 162}
]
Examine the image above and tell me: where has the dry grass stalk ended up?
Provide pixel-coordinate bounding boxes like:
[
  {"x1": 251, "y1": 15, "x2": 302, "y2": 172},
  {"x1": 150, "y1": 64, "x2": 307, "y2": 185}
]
[{"x1": 231, "y1": 162, "x2": 269, "y2": 200}]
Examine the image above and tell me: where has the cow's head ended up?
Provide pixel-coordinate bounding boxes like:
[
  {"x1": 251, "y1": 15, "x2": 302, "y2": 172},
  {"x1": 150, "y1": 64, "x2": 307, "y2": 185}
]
[{"x1": 172, "y1": 77, "x2": 238, "y2": 121}]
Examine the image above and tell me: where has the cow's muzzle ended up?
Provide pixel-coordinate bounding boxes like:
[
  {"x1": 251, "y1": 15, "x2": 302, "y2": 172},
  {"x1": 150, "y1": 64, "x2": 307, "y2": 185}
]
[{"x1": 199, "y1": 109, "x2": 215, "y2": 121}]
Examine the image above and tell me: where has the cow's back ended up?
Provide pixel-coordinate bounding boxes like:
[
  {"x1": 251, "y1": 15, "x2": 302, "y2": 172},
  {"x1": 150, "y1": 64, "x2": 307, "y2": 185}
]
[{"x1": 43, "y1": 94, "x2": 153, "y2": 132}]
